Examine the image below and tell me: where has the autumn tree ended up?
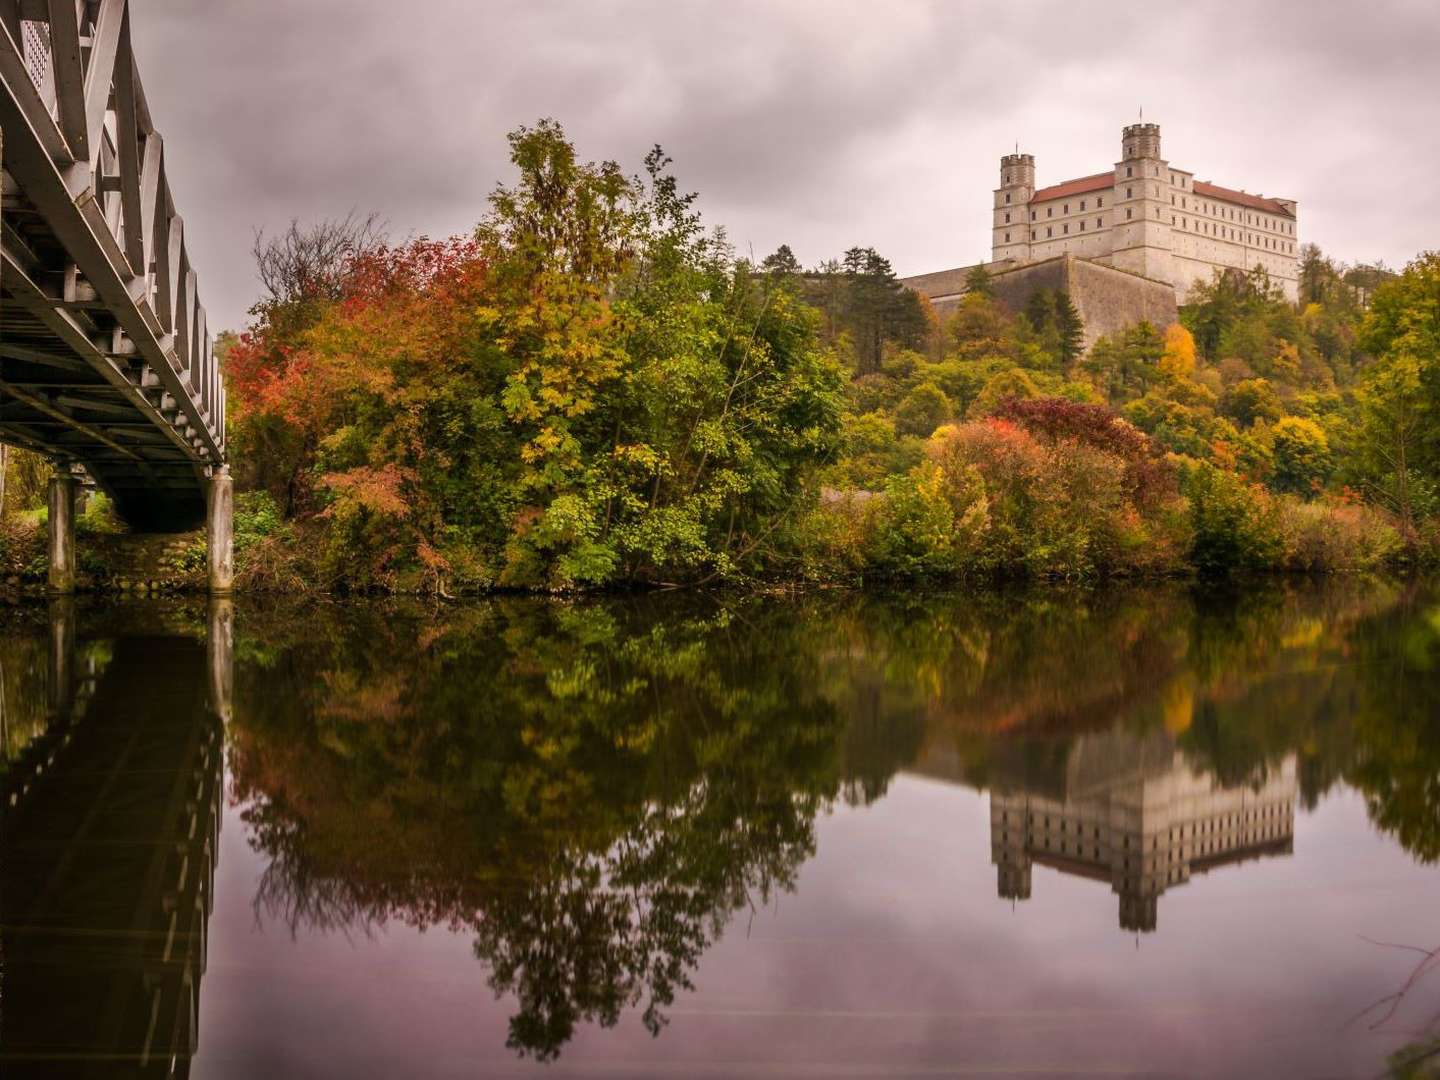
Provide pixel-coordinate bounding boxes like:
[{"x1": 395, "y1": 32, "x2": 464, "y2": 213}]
[
  {"x1": 1269, "y1": 417, "x2": 1332, "y2": 495},
  {"x1": 226, "y1": 120, "x2": 845, "y2": 591},
  {"x1": 1220, "y1": 378, "x2": 1284, "y2": 428}
]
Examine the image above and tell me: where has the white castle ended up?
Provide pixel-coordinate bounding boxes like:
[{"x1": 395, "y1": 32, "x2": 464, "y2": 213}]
[{"x1": 991, "y1": 122, "x2": 1299, "y2": 302}]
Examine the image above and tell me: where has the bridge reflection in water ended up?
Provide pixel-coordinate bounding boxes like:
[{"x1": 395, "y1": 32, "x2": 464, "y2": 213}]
[{"x1": 0, "y1": 600, "x2": 230, "y2": 1077}]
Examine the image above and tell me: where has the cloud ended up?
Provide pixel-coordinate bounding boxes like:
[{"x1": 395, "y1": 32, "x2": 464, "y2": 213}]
[{"x1": 133, "y1": 0, "x2": 1440, "y2": 330}]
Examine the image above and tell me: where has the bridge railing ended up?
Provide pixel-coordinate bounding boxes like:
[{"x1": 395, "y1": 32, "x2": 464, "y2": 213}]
[{"x1": 0, "y1": 0, "x2": 224, "y2": 460}]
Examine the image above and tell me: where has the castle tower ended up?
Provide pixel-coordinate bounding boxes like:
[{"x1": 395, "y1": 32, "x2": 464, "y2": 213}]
[
  {"x1": 991, "y1": 152, "x2": 1034, "y2": 264},
  {"x1": 1122, "y1": 122, "x2": 1162, "y2": 162},
  {"x1": 1108, "y1": 122, "x2": 1173, "y2": 283},
  {"x1": 997, "y1": 855, "x2": 1033, "y2": 901},
  {"x1": 1119, "y1": 890, "x2": 1159, "y2": 934}
]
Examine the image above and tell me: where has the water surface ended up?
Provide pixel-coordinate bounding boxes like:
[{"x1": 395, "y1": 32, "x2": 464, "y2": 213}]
[{"x1": 1, "y1": 580, "x2": 1437, "y2": 1077}]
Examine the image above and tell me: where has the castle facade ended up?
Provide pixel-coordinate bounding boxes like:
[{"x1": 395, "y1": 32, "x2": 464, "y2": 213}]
[{"x1": 991, "y1": 123, "x2": 1299, "y2": 303}]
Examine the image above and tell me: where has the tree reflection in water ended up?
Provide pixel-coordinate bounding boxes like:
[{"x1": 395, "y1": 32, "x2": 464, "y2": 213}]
[{"x1": 226, "y1": 579, "x2": 1440, "y2": 1061}]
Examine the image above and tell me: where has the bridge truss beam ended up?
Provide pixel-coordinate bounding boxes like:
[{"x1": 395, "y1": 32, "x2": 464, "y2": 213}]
[{"x1": 0, "y1": 0, "x2": 225, "y2": 529}]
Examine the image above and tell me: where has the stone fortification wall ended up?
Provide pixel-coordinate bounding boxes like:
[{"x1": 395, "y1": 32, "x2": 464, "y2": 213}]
[{"x1": 903, "y1": 255, "x2": 1177, "y2": 353}]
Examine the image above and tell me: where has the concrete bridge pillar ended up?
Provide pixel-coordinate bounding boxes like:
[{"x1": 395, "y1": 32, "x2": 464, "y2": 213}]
[
  {"x1": 46, "y1": 466, "x2": 78, "y2": 594},
  {"x1": 206, "y1": 465, "x2": 234, "y2": 594}
]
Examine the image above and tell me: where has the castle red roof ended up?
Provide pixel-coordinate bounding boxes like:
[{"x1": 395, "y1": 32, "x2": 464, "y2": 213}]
[
  {"x1": 1029, "y1": 172, "x2": 1294, "y2": 218},
  {"x1": 1030, "y1": 172, "x2": 1113, "y2": 203},
  {"x1": 1193, "y1": 181, "x2": 1294, "y2": 217}
]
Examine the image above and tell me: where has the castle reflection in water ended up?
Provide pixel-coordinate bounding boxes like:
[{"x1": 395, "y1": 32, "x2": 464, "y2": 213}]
[{"x1": 917, "y1": 730, "x2": 1295, "y2": 933}]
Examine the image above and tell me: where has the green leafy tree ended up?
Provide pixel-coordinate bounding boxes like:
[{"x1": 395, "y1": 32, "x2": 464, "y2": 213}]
[
  {"x1": 1083, "y1": 321, "x2": 1162, "y2": 406},
  {"x1": 761, "y1": 244, "x2": 802, "y2": 276},
  {"x1": 837, "y1": 247, "x2": 929, "y2": 374},
  {"x1": 1220, "y1": 377, "x2": 1284, "y2": 428},
  {"x1": 1357, "y1": 252, "x2": 1440, "y2": 529},
  {"x1": 1269, "y1": 417, "x2": 1332, "y2": 495},
  {"x1": 894, "y1": 381, "x2": 952, "y2": 437},
  {"x1": 1183, "y1": 463, "x2": 1283, "y2": 574},
  {"x1": 964, "y1": 264, "x2": 995, "y2": 298},
  {"x1": 227, "y1": 120, "x2": 846, "y2": 592}
]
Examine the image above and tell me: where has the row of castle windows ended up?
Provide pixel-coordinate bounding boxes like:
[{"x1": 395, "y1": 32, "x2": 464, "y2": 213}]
[
  {"x1": 1168, "y1": 170, "x2": 1295, "y2": 235},
  {"x1": 1004, "y1": 212, "x2": 1294, "y2": 257},
  {"x1": 1190, "y1": 197, "x2": 1295, "y2": 236},
  {"x1": 1024, "y1": 196, "x2": 1105, "y2": 223},
  {"x1": 1012, "y1": 802, "x2": 1288, "y2": 834},
  {"x1": 1009, "y1": 187, "x2": 1293, "y2": 236},
  {"x1": 1024, "y1": 216, "x2": 1107, "y2": 241},
  {"x1": 1032, "y1": 818, "x2": 1288, "y2": 864},
  {"x1": 1172, "y1": 215, "x2": 1295, "y2": 253}
]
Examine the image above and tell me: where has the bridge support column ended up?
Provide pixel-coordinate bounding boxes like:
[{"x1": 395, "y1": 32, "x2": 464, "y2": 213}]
[
  {"x1": 206, "y1": 465, "x2": 234, "y2": 594},
  {"x1": 47, "y1": 467, "x2": 78, "y2": 594}
]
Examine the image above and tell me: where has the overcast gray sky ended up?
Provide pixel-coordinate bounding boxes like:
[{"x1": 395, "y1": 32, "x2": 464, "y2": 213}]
[{"x1": 135, "y1": 0, "x2": 1440, "y2": 333}]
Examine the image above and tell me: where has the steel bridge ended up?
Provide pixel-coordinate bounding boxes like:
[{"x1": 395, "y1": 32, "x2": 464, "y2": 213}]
[{"x1": 0, "y1": 0, "x2": 227, "y2": 545}]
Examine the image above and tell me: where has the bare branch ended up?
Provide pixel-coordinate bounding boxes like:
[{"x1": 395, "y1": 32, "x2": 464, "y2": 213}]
[{"x1": 252, "y1": 210, "x2": 388, "y2": 305}]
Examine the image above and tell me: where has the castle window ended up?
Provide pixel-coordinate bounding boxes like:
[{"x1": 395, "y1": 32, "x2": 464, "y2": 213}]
[
  {"x1": 1126, "y1": 165, "x2": 1133, "y2": 178},
  {"x1": 1096, "y1": 217, "x2": 1102, "y2": 227},
  {"x1": 1126, "y1": 208, "x2": 1133, "y2": 220},
  {"x1": 1005, "y1": 232, "x2": 1011, "y2": 242},
  {"x1": 1063, "y1": 203, "x2": 1069, "y2": 213},
  {"x1": 1079, "y1": 220, "x2": 1085, "y2": 231},
  {"x1": 1063, "y1": 223, "x2": 1069, "y2": 234},
  {"x1": 1047, "y1": 227, "x2": 1053, "y2": 237},
  {"x1": 1171, "y1": 195, "x2": 1175, "y2": 205},
  {"x1": 1005, "y1": 212, "x2": 1011, "y2": 223},
  {"x1": 1047, "y1": 207, "x2": 1053, "y2": 217},
  {"x1": 1080, "y1": 200, "x2": 1086, "y2": 210},
  {"x1": 1097, "y1": 196, "x2": 1103, "y2": 207},
  {"x1": 1030, "y1": 210, "x2": 1036, "y2": 221},
  {"x1": 1005, "y1": 193, "x2": 1011, "y2": 204},
  {"x1": 1126, "y1": 187, "x2": 1132, "y2": 198}
]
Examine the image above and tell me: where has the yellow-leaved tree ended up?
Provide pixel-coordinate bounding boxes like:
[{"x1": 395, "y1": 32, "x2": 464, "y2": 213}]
[{"x1": 1159, "y1": 323, "x2": 1197, "y2": 380}]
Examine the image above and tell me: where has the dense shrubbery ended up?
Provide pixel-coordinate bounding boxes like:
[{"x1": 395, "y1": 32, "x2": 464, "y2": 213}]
[
  {"x1": 227, "y1": 122, "x2": 844, "y2": 591},
  {"x1": 221, "y1": 119, "x2": 1438, "y2": 592}
]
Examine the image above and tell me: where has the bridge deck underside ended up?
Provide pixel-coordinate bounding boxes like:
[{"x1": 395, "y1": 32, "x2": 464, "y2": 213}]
[
  {"x1": 1, "y1": 203, "x2": 205, "y2": 529},
  {"x1": 0, "y1": 0, "x2": 225, "y2": 532},
  {"x1": 2, "y1": 194, "x2": 205, "y2": 528}
]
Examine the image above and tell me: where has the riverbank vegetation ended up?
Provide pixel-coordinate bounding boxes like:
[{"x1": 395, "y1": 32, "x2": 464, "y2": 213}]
[{"x1": 7, "y1": 120, "x2": 1431, "y2": 594}]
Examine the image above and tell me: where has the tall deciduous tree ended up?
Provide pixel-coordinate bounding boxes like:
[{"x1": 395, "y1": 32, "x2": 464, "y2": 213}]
[{"x1": 1352, "y1": 252, "x2": 1440, "y2": 537}]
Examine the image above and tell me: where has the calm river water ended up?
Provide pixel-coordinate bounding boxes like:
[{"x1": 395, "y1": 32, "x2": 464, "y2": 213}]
[{"x1": 1, "y1": 579, "x2": 1437, "y2": 1078}]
